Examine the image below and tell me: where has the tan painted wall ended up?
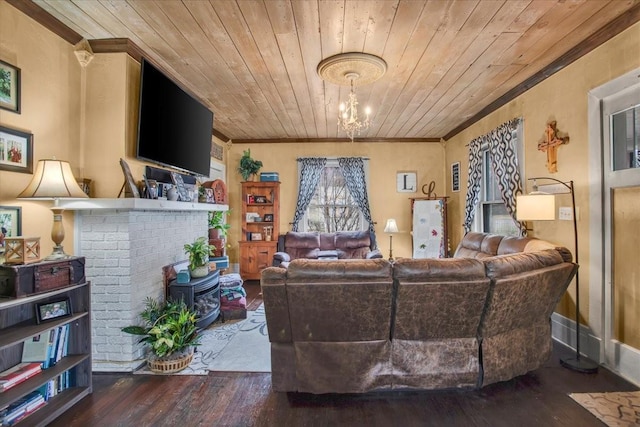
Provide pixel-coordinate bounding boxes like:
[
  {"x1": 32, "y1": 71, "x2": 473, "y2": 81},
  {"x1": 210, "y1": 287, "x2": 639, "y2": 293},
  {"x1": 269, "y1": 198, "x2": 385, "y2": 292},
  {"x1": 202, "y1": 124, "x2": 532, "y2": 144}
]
[
  {"x1": 444, "y1": 22, "x2": 640, "y2": 324},
  {"x1": 83, "y1": 53, "x2": 144, "y2": 197},
  {"x1": 226, "y1": 142, "x2": 445, "y2": 263},
  {"x1": 0, "y1": 3, "x2": 82, "y2": 256}
]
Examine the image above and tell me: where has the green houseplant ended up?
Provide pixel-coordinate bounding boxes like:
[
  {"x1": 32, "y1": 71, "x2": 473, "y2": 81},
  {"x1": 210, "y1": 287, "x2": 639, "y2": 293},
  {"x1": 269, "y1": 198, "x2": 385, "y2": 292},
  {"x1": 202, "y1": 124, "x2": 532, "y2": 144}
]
[
  {"x1": 208, "y1": 210, "x2": 231, "y2": 257},
  {"x1": 183, "y1": 236, "x2": 213, "y2": 278},
  {"x1": 122, "y1": 297, "x2": 200, "y2": 373},
  {"x1": 237, "y1": 149, "x2": 263, "y2": 181}
]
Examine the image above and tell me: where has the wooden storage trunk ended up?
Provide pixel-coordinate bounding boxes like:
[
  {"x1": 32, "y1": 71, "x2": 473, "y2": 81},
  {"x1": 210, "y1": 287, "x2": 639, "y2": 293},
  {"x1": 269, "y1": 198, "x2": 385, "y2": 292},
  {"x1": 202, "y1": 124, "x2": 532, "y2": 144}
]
[{"x1": 0, "y1": 257, "x2": 86, "y2": 298}]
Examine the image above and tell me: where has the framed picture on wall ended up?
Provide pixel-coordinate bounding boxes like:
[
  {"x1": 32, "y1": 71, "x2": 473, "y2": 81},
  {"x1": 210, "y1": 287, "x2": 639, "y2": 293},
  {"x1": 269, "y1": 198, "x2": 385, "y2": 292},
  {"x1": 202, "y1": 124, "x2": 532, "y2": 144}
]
[
  {"x1": 0, "y1": 59, "x2": 21, "y2": 113},
  {"x1": 451, "y1": 162, "x2": 460, "y2": 192},
  {"x1": 0, "y1": 126, "x2": 33, "y2": 174},
  {"x1": 0, "y1": 205, "x2": 21, "y2": 264}
]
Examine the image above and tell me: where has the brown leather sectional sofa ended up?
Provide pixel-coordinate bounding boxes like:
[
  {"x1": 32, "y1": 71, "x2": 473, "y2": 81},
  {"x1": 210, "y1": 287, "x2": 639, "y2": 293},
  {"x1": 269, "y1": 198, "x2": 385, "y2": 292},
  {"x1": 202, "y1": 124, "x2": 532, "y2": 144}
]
[{"x1": 261, "y1": 232, "x2": 578, "y2": 394}]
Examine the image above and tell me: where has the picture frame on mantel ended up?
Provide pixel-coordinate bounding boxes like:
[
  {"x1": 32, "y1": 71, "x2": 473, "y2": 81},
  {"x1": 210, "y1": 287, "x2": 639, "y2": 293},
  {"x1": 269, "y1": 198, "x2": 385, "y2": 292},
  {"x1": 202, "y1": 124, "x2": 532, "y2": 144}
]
[
  {"x1": 0, "y1": 125, "x2": 33, "y2": 174},
  {"x1": 0, "y1": 59, "x2": 21, "y2": 113},
  {"x1": 119, "y1": 158, "x2": 141, "y2": 198}
]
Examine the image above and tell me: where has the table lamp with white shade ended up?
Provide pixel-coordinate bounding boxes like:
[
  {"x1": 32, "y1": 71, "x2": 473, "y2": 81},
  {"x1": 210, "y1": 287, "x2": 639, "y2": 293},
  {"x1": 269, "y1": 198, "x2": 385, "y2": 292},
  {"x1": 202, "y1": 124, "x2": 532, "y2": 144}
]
[
  {"x1": 18, "y1": 159, "x2": 89, "y2": 260},
  {"x1": 384, "y1": 218, "x2": 399, "y2": 261}
]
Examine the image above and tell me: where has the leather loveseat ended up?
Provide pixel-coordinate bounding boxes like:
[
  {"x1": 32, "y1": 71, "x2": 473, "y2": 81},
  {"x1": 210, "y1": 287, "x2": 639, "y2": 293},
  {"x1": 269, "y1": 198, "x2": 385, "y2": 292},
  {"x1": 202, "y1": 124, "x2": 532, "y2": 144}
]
[
  {"x1": 261, "y1": 232, "x2": 577, "y2": 394},
  {"x1": 272, "y1": 230, "x2": 382, "y2": 268}
]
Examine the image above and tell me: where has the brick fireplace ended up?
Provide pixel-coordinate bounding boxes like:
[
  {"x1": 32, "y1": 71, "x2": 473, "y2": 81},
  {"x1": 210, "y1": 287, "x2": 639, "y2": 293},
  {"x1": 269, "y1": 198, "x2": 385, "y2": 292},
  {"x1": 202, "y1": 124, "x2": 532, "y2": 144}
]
[{"x1": 62, "y1": 198, "x2": 228, "y2": 372}]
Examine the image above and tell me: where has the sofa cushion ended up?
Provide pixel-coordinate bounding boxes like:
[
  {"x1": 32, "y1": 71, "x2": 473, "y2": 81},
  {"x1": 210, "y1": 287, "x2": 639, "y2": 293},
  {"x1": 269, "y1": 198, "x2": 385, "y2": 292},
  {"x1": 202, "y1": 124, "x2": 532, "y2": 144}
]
[
  {"x1": 287, "y1": 258, "x2": 391, "y2": 281},
  {"x1": 496, "y1": 235, "x2": 536, "y2": 255},
  {"x1": 483, "y1": 250, "x2": 564, "y2": 278},
  {"x1": 319, "y1": 232, "x2": 335, "y2": 250},
  {"x1": 285, "y1": 231, "x2": 320, "y2": 248},
  {"x1": 334, "y1": 230, "x2": 371, "y2": 249},
  {"x1": 393, "y1": 257, "x2": 486, "y2": 282},
  {"x1": 335, "y1": 231, "x2": 372, "y2": 259}
]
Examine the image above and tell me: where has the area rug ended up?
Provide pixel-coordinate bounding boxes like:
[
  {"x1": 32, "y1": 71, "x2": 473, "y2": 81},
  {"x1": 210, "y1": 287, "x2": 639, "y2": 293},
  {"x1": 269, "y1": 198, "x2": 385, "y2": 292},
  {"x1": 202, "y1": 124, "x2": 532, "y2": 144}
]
[
  {"x1": 569, "y1": 391, "x2": 640, "y2": 426},
  {"x1": 134, "y1": 304, "x2": 270, "y2": 376}
]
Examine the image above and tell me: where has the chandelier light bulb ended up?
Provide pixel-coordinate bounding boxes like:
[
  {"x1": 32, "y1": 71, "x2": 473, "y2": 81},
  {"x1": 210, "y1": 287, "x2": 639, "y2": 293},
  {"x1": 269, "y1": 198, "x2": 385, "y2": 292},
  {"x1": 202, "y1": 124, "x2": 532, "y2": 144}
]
[
  {"x1": 339, "y1": 103, "x2": 345, "y2": 112},
  {"x1": 365, "y1": 106, "x2": 371, "y2": 116}
]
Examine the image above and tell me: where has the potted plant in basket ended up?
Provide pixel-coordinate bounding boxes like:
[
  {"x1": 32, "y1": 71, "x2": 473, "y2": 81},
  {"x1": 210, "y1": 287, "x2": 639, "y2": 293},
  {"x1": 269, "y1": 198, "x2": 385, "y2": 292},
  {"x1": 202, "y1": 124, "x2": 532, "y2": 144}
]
[
  {"x1": 237, "y1": 149, "x2": 263, "y2": 181},
  {"x1": 208, "y1": 210, "x2": 231, "y2": 257},
  {"x1": 184, "y1": 236, "x2": 213, "y2": 278},
  {"x1": 122, "y1": 297, "x2": 200, "y2": 374}
]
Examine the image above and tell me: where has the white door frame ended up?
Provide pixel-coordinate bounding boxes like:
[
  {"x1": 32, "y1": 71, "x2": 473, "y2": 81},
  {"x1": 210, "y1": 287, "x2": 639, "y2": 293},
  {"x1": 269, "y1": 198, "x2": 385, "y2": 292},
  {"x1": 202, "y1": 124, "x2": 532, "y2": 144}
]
[{"x1": 588, "y1": 67, "x2": 640, "y2": 386}]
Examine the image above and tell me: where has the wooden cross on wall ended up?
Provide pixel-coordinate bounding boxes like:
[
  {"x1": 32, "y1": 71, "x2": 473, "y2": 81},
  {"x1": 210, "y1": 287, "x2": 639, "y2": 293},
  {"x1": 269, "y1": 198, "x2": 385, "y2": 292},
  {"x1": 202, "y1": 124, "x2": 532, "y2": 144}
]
[{"x1": 538, "y1": 121, "x2": 569, "y2": 173}]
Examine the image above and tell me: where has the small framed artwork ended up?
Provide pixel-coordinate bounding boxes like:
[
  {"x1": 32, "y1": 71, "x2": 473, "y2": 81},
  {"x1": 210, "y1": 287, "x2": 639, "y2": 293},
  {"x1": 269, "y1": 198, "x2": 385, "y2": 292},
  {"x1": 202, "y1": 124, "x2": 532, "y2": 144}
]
[
  {"x1": 0, "y1": 206, "x2": 21, "y2": 239},
  {"x1": 251, "y1": 232, "x2": 262, "y2": 241},
  {"x1": 0, "y1": 126, "x2": 33, "y2": 174},
  {"x1": 119, "y1": 158, "x2": 141, "y2": 198},
  {"x1": 263, "y1": 214, "x2": 274, "y2": 222},
  {"x1": 396, "y1": 171, "x2": 417, "y2": 193},
  {"x1": 205, "y1": 188, "x2": 214, "y2": 203},
  {"x1": 0, "y1": 59, "x2": 21, "y2": 113},
  {"x1": 253, "y1": 195, "x2": 267, "y2": 203},
  {"x1": 451, "y1": 162, "x2": 460, "y2": 192},
  {"x1": 36, "y1": 298, "x2": 72, "y2": 324},
  {"x1": 170, "y1": 172, "x2": 190, "y2": 202}
]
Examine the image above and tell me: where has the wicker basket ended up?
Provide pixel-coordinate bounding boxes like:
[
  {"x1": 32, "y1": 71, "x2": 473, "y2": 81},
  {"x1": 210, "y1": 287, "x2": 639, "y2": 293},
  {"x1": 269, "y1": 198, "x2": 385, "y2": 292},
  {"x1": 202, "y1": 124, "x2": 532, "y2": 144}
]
[{"x1": 147, "y1": 348, "x2": 194, "y2": 374}]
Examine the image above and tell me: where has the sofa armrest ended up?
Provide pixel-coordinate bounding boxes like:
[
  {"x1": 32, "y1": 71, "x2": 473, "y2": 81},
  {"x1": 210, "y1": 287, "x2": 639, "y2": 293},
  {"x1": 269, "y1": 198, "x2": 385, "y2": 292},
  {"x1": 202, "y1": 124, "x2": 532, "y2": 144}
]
[
  {"x1": 272, "y1": 251, "x2": 291, "y2": 267},
  {"x1": 261, "y1": 267, "x2": 292, "y2": 343},
  {"x1": 366, "y1": 249, "x2": 383, "y2": 259}
]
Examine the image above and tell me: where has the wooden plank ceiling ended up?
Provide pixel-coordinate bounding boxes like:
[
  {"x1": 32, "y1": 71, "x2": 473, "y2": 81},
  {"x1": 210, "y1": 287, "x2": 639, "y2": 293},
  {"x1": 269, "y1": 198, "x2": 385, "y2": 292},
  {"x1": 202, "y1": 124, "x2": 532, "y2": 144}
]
[{"x1": 22, "y1": 0, "x2": 640, "y2": 142}]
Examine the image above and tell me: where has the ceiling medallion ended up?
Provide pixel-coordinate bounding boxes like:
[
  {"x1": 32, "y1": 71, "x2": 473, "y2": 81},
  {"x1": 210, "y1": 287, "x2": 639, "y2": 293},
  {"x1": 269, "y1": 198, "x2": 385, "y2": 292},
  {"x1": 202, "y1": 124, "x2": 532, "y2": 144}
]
[{"x1": 317, "y1": 53, "x2": 387, "y2": 141}]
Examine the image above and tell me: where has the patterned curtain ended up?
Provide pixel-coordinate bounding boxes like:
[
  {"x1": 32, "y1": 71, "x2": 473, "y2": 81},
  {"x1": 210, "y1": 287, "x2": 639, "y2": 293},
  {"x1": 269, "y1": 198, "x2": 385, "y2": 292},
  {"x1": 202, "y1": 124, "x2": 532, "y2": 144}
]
[
  {"x1": 337, "y1": 157, "x2": 377, "y2": 246},
  {"x1": 489, "y1": 118, "x2": 527, "y2": 236},
  {"x1": 463, "y1": 136, "x2": 484, "y2": 233},
  {"x1": 291, "y1": 157, "x2": 326, "y2": 231}
]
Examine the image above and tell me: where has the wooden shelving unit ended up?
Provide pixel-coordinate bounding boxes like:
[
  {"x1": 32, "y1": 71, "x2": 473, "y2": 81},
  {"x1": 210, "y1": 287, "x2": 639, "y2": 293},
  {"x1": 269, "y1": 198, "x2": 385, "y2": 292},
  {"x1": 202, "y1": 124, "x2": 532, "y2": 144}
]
[
  {"x1": 240, "y1": 181, "x2": 280, "y2": 280},
  {"x1": 0, "y1": 282, "x2": 92, "y2": 426}
]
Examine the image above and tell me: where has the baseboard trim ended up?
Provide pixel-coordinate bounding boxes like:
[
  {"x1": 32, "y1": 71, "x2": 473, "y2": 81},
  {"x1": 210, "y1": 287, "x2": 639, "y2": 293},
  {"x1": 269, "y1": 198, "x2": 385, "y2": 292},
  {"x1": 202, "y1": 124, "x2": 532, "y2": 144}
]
[
  {"x1": 552, "y1": 312, "x2": 640, "y2": 387},
  {"x1": 551, "y1": 312, "x2": 601, "y2": 361}
]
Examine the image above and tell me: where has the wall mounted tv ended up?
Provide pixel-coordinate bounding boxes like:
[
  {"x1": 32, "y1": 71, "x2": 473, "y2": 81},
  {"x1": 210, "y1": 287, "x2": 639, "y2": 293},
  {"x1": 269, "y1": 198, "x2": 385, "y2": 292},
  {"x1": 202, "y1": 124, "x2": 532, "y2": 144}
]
[{"x1": 137, "y1": 58, "x2": 213, "y2": 177}]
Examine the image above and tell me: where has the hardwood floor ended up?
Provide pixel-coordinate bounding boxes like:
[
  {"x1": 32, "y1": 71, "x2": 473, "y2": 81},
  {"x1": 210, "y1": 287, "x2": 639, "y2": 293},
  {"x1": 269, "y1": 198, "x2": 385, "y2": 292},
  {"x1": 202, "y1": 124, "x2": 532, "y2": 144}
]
[{"x1": 51, "y1": 281, "x2": 638, "y2": 427}]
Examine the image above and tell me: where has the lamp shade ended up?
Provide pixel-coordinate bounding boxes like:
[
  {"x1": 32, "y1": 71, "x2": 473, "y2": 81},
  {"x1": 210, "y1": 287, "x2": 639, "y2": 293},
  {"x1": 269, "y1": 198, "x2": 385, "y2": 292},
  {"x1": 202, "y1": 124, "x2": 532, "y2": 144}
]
[
  {"x1": 516, "y1": 193, "x2": 555, "y2": 221},
  {"x1": 384, "y1": 218, "x2": 399, "y2": 233},
  {"x1": 17, "y1": 159, "x2": 89, "y2": 199}
]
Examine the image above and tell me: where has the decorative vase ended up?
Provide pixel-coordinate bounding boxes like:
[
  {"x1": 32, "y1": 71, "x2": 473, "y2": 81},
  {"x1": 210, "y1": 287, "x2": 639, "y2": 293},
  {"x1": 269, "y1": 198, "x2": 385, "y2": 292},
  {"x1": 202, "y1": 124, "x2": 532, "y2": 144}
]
[
  {"x1": 190, "y1": 265, "x2": 209, "y2": 278},
  {"x1": 167, "y1": 186, "x2": 179, "y2": 201}
]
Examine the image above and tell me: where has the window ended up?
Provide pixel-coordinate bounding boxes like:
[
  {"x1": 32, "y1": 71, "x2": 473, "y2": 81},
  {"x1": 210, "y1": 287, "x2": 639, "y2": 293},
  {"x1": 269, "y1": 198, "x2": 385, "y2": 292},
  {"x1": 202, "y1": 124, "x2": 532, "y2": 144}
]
[
  {"x1": 303, "y1": 160, "x2": 366, "y2": 232},
  {"x1": 475, "y1": 123, "x2": 524, "y2": 236},
  {"x1": 611, "y1": 104, "x2": 640, "y2": 171}
]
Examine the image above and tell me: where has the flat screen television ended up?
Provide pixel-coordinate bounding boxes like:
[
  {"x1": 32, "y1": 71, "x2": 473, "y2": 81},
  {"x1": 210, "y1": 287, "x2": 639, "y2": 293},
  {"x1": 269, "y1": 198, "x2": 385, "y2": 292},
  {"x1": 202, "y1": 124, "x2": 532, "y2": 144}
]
[{"x1": 136, "y1": 58, "x2": 213, "y2": 177}]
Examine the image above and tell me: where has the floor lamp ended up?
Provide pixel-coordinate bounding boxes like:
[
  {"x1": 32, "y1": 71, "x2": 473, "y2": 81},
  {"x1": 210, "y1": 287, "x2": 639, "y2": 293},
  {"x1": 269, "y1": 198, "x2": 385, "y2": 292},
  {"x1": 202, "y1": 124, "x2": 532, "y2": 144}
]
[
  {"x1": 516, "y1": 177, "x2": 598, "y2": 374},
  {"x1": 384, "y1": 218, "x2": 398, "y2": 261}
]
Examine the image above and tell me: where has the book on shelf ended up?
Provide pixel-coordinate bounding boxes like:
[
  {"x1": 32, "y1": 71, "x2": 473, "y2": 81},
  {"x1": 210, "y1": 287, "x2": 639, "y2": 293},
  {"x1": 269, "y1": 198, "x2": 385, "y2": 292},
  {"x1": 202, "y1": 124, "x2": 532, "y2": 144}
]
[
  {"x1": 21, "y1": 333, "x2": 50, "y2": 366},
  {"x1": 0, "y1": 390, "x2": 46, "y2": 426},
  {"x1": 0, "y1": 363, "x2": 42, "y2": 392}
]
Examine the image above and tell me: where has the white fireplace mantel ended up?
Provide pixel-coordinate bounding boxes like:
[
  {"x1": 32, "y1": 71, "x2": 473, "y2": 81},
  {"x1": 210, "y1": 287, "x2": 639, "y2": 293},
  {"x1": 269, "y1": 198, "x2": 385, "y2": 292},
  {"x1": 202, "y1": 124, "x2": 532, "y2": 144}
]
[
  {"x1": 59, "y1": 198, "x2": 228, "y2": 212},
  {"x1": 62, "y1": 198, "x2": 228, "y2": 372}
]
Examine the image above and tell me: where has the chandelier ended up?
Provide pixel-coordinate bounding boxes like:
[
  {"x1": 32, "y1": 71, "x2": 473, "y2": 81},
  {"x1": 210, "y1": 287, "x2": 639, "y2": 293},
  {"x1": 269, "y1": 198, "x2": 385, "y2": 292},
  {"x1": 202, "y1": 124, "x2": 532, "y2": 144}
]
[
  {"x1": 317, "y1": 53, "x2": 387, "y2": 142},
  {"x1": 338, "y1": 73, "x2": 370, "y2": 141}
]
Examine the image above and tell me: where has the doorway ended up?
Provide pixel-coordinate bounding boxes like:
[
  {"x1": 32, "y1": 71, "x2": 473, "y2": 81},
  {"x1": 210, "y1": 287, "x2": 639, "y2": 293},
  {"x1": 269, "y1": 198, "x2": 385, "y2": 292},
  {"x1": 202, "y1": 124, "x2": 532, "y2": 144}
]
[{"x1": 591, "y1": 69, "x2": 640, "y2": 385}]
